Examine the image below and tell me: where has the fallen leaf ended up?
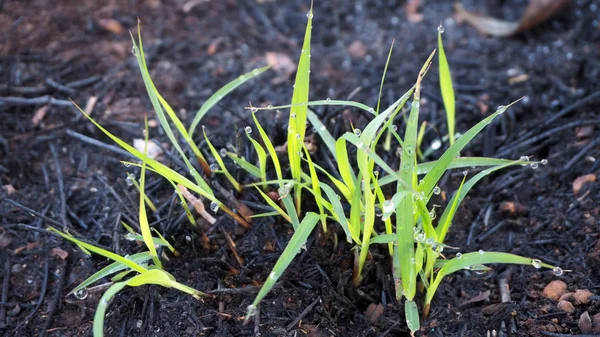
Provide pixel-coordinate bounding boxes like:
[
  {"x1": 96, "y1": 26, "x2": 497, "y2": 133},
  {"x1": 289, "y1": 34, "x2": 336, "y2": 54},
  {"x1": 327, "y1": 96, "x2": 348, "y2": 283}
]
[
  {"x1": 455, "y1": 0, "x2": 571, "y2": 37},
  {"x1": 32, "y1": 105, "x2": 48, "y2": 126},
  {"x1": 572, "y1": 174, "x2": 596, "y2": 195},
  {"x1": 98, "y1": 18, "x2": 125, "y2": 35},
  {"x1": 2, "y1": 184, "x2": 16, "y2": 195},
  {"x1": 177, "y1": 184, "x2": 216, "y2": 225},
  {"x1": 500, "y1": 201, "x2": 527, "y2": 217},
  {"x1": 265, "y1": 52, "x2": 296, "y2": 78},
  {"x1": 133, "y1": 139, "x2": 164, "y2": 160},
  {"x1": 50, "y1": 247, "x2": 69, "y2": 260}
]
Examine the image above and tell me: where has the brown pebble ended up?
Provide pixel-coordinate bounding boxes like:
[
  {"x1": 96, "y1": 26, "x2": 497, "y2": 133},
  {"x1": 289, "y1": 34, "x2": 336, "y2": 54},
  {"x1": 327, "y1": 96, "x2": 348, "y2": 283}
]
[
  {"x1": 574, "y1": 289, "x2": 594, "y2": 305},
  {"x1": 559, "y1": 292, "x2": 575, "y2": 302},
  {"x1": 579, "y1": 311, "x2": 592, "y2": 334},
  {"x1": 543, "y1": 280, "x2": 568, "y2": 301},
  {"x1": 573, "y1": 174, "x2": 596, "y2": 195},
  {"x1": 592, "y1": 312, "x2": 600, "y2": 324},
  {"x1": 557, "y1": 300, "x2": 576, "y2": 313}
]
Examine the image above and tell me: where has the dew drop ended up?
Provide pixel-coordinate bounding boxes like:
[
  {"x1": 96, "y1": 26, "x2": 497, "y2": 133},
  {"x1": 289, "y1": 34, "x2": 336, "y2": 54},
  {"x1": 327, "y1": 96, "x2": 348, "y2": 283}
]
[
  {"x1": 209, "y1": 163, "x2": 219, "y2": 172},
  {"x1": 252, "y1": 68, "x2": 259, "y2": 75},
  {"x1": 391, "y1": 125, "x2": 398, "y2": 131},
  {"x1": 267, "y1": 105, "x2": 273, "y2": 109},
  {"x1": 74, "y1": 288, "x2": 89, "y2": 300},
  {"x1": 497, "y1": 105, "x2": 506, "y2": 111},
  {"x1": 531, "y1": 259, "x2": 542, "y2": 269},
  {"x1": 431, "y1": 139, "x2": 442, "y2": 150},
  {"x1": 433, "y1": 186, "x2": 441, "y2": 195},
  {"x1": 326, "y1": 97, "x2": 331, "y2": 102},
  {"x1": 356, "y1": 141, "x2": 364, "y2": 149},
  {"x1": 247, "y1": 304, "x2": 257, "y2": 317},
  {"x1": 383, "y1": 200, "x2": 395, "y2": 213},
  {"x1": 437, "y1": 24, "x2": 445, "y2": 34},
  {"x1": 268, "y1": 271, "x2": 278, "y2": 280},
  {"x1": 412, "y1": 101, "x2": 420, "y2": 109},
  {"x1": 126, "y1": 175, "x2": 134, "y2": 186},
  {"x1": 124, "y1": 233, "x2": 136, "y2": 241},
  {"x1": 291, "y1": 113, "x2": 297, "y2": 118},
  {"x1": 375, "y1": 207, "x2": 383, "y2": 217},
  {"x1": 373, "y1": 170, "x2": 379, "y2": 177},
  {"x1": 479, "y1": 249, "x2": 484, "y2": 254},
  {"x1": 306, "y1": 10, "x2": 313, "y2": 19},
  {"x1": 219, "y1": 148, "x2": 227, "y2": 157},
  {"x1": 416, "y1": 233, "x2": 426, "y2": 243},
  {"x1": 425, "y1": 238, "x2": 434, "y2": 245},
  {"x1": 250, "y1": 107, "x2": 258, "y2": 113},
  {"x1": 368, "y1": 107, "x2": 375, "y2": 114},
  {"x1": 131, "y1": 46, "x2": 138, "y2": 56},
  {"x1": 319, "y1": 125, "x2": 326, "y2": 131},
  {"x1": 210, "y1": 202, "x2": 219, "y2": 212},
  {"x1": 552, "y1": 266, "x2": 563, "y2": 276},
  {"x1": 519, "y1": 156, "x2": 530, "y2": 166},
  {"x1": 124, "y1": 162, "x2": 131, "y2": 168},
  {"x1": 541, "y1": 159, "x2": 548, "y2": 165},
  {"x1": 429, "y1": 210, "x2": 436, "y2": 220},
  {"x1": 245, "y1": 126, "x2": 252, "y2": 134},
  {"x1": 530, "y1": 162, "x2": 539, "y2": 169},
  {"x1": 456, "y1": 253, "x2": 462, "y2": 259},
  {"x1": 353, "y1": 128, "x2": 362, "y2": 136},
  {"x1": 295, "y1": 133, "x2": 301, "y2": 139}
]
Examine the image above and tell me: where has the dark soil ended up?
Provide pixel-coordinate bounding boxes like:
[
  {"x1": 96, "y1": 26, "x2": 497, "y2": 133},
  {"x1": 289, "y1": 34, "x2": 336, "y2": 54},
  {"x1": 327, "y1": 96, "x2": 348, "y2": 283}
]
[{"x1": 1, "y1": 0, "x2": 600, "y2": 336}]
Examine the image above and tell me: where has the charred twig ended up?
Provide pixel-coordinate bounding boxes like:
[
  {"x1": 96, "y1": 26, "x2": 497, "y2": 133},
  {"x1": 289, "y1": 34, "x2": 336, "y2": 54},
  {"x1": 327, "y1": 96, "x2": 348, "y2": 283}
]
[
  {"x1": 0, "y1": 95, "x2": 73, "y2": 107},
  {"x1": 49, "y1": 144, "x2": 68, "y2": 227},
  {"x1": 539, "y1": 332, "x2": 600, "y2": 337},
  {"x1": 561, "y1": 137, "x2": 600, "y2": 173},
  {"x1": 13, "y1": 251, "x2": 50, "y2": 332},
  {"x1": 497, "y1": 270, "x2": 516, "y2": 335},
  {"x1": 2, "y1": 198, "x2": 64, "y2": 227},
  {"x1": 39, "y1": 258, "x2": 67, "y2": 337},
  {"x1": 0, "y1": 254, "x2": 10, "y2": 329},
  {"x1": 66, "y1": 129, "x2": 136, "y2": 160},
  {"x1": 44, "y1": 78, "x2": 76, "y2": 97},
  {"x1": 0, "y1": 84, "x2": 48, "y2": 96},
  {"x1": 286, "y1": 298, "x2": 320, "y2": 331},
  {"x1": 66, "y1": 75, "x2": 102, "y2": 89},
  {"x1": 477, "y1": 220, "x2": 508, "y2": 242}
]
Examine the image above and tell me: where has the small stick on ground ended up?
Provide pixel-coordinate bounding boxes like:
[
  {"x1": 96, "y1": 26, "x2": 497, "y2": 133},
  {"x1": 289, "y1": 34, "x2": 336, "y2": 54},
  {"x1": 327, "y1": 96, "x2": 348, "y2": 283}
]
[
  {"x1": 177, "y1": 184, "x2": 216, "y2": 224},
  {"x1": 498, "y1": 270, "x2": 516, "y2": 335},
  {"x1": 286, "y1": 298, "x2": 320, "y2": 331}
]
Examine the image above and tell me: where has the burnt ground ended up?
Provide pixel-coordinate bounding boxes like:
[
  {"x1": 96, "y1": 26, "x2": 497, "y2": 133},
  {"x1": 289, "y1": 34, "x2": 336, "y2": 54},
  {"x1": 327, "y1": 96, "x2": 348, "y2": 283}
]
[{"x1": 1, "y1": 0, "x2": 600, "y2": 336}]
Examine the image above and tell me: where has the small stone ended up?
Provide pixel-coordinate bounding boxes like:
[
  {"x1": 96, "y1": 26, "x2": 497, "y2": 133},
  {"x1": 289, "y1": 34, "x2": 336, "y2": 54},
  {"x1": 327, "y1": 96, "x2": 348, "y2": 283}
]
[
  {"x1": 557, "y1": 300, "x2": 576, "y2": 313},
  {"x1": 558, "y1": 292, "x2": 575, "y2": 302},
  {"x1": 579, "y1": 311, "x2": 592, "y2": 334},
  {"x1": 574, "y1": 289, "x2": 594, "y2": 305},
  {"x1": 542, "y1": 280, "x2": 567, "y2": 301},
  {"x1": 573, "y1": 174, "x2": 596, "y2": 195},
  {"x1": 348, "y1": 40, "x2": 367, "y2": 58}
]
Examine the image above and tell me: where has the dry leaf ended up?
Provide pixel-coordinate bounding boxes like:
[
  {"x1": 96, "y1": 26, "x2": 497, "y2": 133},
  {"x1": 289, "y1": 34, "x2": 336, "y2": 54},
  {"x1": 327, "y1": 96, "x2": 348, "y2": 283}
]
[
  {"x1": 177, "y1": 184, "x2": 216, "y2": 225},
  {"x1": 572, "y1": 173, "x2": 596, "y2": 195},
  {"x1": 98, "y1": 19, "x2": 125, "y2": 35},
  {"x1": 133, "y1": 139, "x2": 164, "y2": 160},
  {"x1": 32, "y1": 105, "x2": 48, "y2": 126},
  {"x1": 455, "y1": 0, "x2": 571, "y2": 37},
  {"x1": 50, "y1": 247, "x2": 69, "y2": 260},
  {"x1": 265, "y1": 52, "x2": 296, "y2": 78}
]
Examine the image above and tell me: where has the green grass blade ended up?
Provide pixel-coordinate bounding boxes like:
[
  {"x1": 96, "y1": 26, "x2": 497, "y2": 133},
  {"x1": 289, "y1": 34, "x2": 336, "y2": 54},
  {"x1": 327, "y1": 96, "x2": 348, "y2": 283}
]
[
  {"x1": 94, "y1": 281, "x2": 127, "y2": 337},
  {"x1": 254, "y1": 186, "x2": 292, "y2": 223},
  {"x1": 335, "y1": 138, "x2": 357, "y2": 193},
  {"x1": 281, "y1": 193, "x2": 300, "y2": 230},
  {"x1": 287, "y1": 3, "x2": 313, "y2": 186},
  {"x1": 245, "y1": 127, "x2": 268, "y2": 185},
  {"x1": 302, "y1": 146, "x2": 326, "y2": 230},
  {"x1": 131, "y1": 29, "x2": 212, "y2": 194},
  {"x1": 252, "y1": 112, "x2": 283, "y2": 182},
  {"x1": 139, "y1": 117, "x2": 162, "y2": 268},
  {"x1": 48, "y1": 227, "x2": 147, "y2": 274},
  {"x1": 251, "y1": 99, "x2": 372, "y2": 115},
  {"x1": 321, "y1": 183, "x2": 355, "y2": 243},
  {"x1": 416, "y1": 157, "x2": 518, "y2": 175},
  {"x1": 405, "y1": 300, "x2": 420, "y2": 333},
  {"x1": 438, "y1": 28, "x2": 455, "y2": 145},
  {"x1": 202, "y1": 127, "x2": 242, "y2": 191},
  {"x1": 307, "y1": 109, "x2": 336, "y2": 156},
  {"x1": 126, "y1": 173, "x2": 157, "y2": 212},
  {"x1": 249, "y1": 212, "x2": 322, "y2": 317},
  {"x1": 376, "y1": 40, "x2": 395, "y2": 114},
  {"x1": 310, "y1": 161, "x2": 351, "y2": 201},
  {"x1": 188, "y1": 65, "x2": 270, "y2": 137},
  {"x1": 226, "y1": 152, "x2": 261, "y2": 178},
  {"x1": 349, "y1": 172, "x2": 363, "y2": 246},
  {"x1": 70, "y1": 252, "x2": 152, "y2": 295}
]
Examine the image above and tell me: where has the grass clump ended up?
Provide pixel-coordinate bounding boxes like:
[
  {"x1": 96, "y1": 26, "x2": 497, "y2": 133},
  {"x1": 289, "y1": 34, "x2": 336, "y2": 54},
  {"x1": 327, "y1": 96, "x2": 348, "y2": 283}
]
[{"x1": 62, "y1": 4, "x2": 565, "y2": 336}]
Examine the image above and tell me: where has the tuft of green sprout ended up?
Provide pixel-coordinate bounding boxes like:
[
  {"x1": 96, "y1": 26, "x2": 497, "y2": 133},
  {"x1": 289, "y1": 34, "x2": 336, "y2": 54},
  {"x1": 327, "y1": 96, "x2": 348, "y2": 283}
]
[{"x1": 66, "y1": 5, "x2": 564, "y2": 336}]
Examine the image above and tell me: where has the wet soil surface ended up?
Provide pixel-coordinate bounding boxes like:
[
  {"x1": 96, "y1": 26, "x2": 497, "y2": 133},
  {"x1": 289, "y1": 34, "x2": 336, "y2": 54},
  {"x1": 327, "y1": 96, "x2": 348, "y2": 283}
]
[{"x1": 1, "y1": 0, "x2": 600, "y2": 336}]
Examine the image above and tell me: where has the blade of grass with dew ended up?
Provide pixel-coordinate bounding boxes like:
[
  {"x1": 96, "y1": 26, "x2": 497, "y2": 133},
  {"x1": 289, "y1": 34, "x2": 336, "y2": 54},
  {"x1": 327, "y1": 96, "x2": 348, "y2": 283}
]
[
  {"x1": 124, "y1": 232, "x2": 174, "y2": 249},
  {"x1": 349, "y1": 172, "x2": 363, "y2": 246},
  {"x1": 70, "y1": 252, "x2": 152, "y2": 295},
  {"x1": 248, "y1": 212, "x2": 322, "y2": 318},
  {"x1": 418, "y1": 99, "x2": 521, "y2": 200},
  {"x1": 48, "y1": 227, "x2": 147, "y2": 274},
  {"x1": 252, "y1": 112, "x2": 283, "y2": 182},
  {"x1": 287, "y1": 3, "x2": 313, "y2": 212},
  {"x1": 245, "y1": 127, "x2": 268, "y2": 185},
  {"x1": 335, "y1": 138, "x2": 357, "y2": 194},
  {"x1": 416, "y1": 121, "x2": 428, "y2": 160},
  {"x1": 131, "y1": 28, "x2": 212, "y2": 194},
  {"x1": 321, "y1": 183, "x2": 356, "y2": 243},
  {"x1": 250, "y1": 211, "x2": 283, "y2": 218},
  {"x1": 188, "y1": 65, "x2": 270, "y2": 137},
  {"x1": 376, "y1": 39, "x2": 395, "y2": 114},
  {"x1": 396, "y1": 50, "x2": 436, "y2": 301},
  {"x1": 281, "y1": 193, "x2": 300, "y2": 230},
  {"x1": 438, "y1": 26, "x2": 455, "y2": 145},
  {"x1": 202, "y1": 127, "x2": 242, "y2": 191},
  {"x1": 424, "y1": 252, "x2": 557, "y2": 316},
  {"x1": 310, "y1": 161, "x2": 351, "y2": 201},
  {"x1": 372, "y1": 172, "x2": 394, "y2": 254}
]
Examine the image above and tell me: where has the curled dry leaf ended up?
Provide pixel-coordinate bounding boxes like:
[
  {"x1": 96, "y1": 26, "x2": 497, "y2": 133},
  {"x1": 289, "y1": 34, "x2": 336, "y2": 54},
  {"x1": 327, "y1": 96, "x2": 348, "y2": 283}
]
[
  {"x1": 98, "y1": 18, "x2": 126, "y2": 35},
  {"x1": 455, "y1": 0, "x2": 571, "y2": 37},
  {"x1": 177, "y1": 184, "x2": 216, "y2": 225},
  {"x1": 572, "y1": 173, "x2": 596, "y2": 195}
]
